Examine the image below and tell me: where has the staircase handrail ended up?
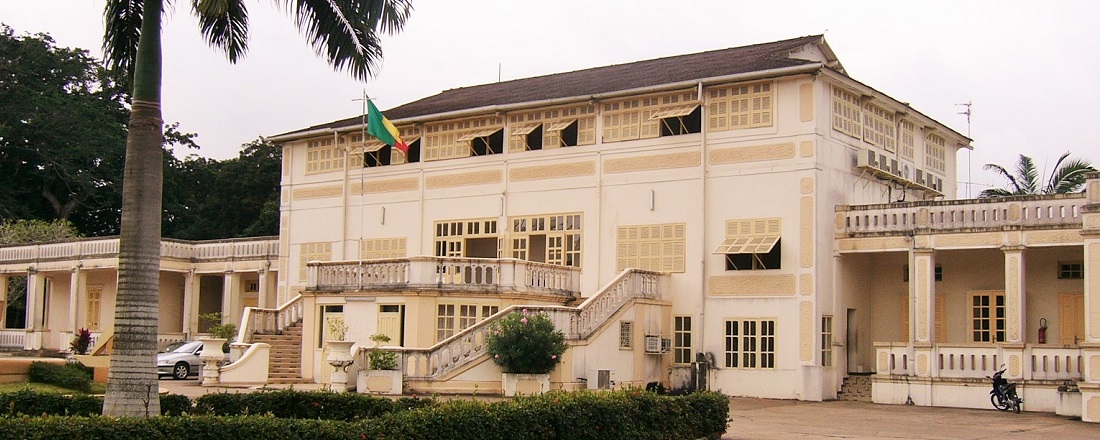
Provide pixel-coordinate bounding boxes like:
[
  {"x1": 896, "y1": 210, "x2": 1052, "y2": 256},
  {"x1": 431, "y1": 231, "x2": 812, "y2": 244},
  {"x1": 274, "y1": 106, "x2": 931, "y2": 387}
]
[
  {"x1": 365, "y1": 269, "x2": 664, "y2": 380},
  {"x1": 236, "y1": 294, "x2": 304, "y2": 344}
]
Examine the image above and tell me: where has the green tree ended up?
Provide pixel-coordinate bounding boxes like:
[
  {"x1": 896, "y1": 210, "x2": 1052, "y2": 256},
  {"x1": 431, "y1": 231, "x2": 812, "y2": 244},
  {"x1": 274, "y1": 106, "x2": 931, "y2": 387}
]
[
  {"x1": 980, "y1": 152, "x2": 1096, "y2": 198},
  {"x1": 0, "y1": 25, "x2": 129, "y2": 235},
  {"x1": 99, "y1": 0, "x2": 412, "y2": 416},
  {"x1": 163, "y1": 137, "x2": 281, "y2": 240}
]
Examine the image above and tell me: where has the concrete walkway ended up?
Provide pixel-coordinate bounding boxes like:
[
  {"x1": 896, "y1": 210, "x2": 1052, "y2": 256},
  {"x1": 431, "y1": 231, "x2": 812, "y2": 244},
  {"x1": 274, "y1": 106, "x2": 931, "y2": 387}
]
[{"x1": 158, "y1": 379, "x2": 1098, "y2": 439}]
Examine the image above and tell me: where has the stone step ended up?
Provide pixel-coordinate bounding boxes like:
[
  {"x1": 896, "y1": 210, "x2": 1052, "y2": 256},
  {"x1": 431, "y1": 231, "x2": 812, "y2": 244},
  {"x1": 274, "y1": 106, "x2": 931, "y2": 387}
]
[{"x1": 837, "y1": 374, "x2": 873, "y2": 402}]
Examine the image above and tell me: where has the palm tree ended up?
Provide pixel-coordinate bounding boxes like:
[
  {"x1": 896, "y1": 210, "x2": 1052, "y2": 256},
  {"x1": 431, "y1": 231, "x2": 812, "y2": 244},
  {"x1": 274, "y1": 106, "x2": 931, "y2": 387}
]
[
  {"x1": 100, "y1": 0, "x2": 412, "y2": 416},
  {"x1": 979, "y1": 152, "x2": 1095, "y2": 198}
]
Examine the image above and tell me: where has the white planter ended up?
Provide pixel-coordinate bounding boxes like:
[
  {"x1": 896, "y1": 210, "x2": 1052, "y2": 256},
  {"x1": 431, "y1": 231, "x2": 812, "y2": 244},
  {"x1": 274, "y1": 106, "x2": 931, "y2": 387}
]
[
  {"x1": 357, "y1": 369, "x2": 404, "y2": 395},
  {"x1": 326, "y1": 340, "x2": 355, "y2": 391},
  {"x1": 198, "y1": 337, "x2": 228, "y2": 386},
  {"x1": 1057, "y1": 389, "x2": 1082, "y2": 417},
  {"x1": 502, "y1": 373, "x2": 550, "y2": 397}
]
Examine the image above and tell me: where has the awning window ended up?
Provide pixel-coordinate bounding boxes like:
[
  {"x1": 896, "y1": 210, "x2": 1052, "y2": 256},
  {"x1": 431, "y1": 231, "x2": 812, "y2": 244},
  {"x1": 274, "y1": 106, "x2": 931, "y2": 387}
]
[
  {"x1": 511, "y1": 123, "x2": 541, "y2": 136},
  {"x1": 648, "y1": 104, "x2": 700, "y2": 120},
  {"x1": 544, "y1": 119, "x2": 577, "y2": 132},
  {"x1": 712, "y1": 235, "x2": 780, "y2": 254},
  {"x1": 456, "y1": 128, "x2": 502, "y2": 142},
  {"x1": 359, "y1": 141, "x2": 387, "y2": 153}
]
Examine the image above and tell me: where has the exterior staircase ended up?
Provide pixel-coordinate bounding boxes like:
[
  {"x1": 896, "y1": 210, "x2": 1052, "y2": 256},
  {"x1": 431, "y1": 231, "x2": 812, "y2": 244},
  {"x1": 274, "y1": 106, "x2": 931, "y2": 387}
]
[
  {"x1": 838, "y1": 373, "x2": 873, "y2": 402},
  {"x1": 251, "y1": 321, "x2": 306, "y2": 383}
]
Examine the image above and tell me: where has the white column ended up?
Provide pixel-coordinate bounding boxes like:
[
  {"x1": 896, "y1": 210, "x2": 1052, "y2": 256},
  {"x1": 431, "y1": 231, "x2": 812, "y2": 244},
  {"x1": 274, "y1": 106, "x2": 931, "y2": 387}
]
[
  {"x1": 182, "y1": 270, "x2": 196, "y2": 336},
  {"x1": 24, "y1": 270, "x2": 44, "y2": 350},
  {"x1": 68, "y1": 267, "x2": 84, "y2": 333},
  {"x1": 222, "y1": 272, "x2": 240, "y2": 324},
  {"x1": 909, "y1": 248, "x2": 936, "y2": 378},
  {"x1": 0, "y1": 275, "x2": 8, "y2": 328},
  {"x1": 1002, "y1": 246, "x2": 1027, "y2": 344},
  {"x1": 257, "y1": 266, "x2": 270, "y2": 309}
]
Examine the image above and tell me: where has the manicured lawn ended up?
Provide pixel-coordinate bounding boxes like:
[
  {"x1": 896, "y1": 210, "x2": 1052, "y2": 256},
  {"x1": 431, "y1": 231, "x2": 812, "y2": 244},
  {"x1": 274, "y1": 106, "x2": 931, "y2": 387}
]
[{"x1": 0, "y1": 381, "x2": 106, "y2": 395}]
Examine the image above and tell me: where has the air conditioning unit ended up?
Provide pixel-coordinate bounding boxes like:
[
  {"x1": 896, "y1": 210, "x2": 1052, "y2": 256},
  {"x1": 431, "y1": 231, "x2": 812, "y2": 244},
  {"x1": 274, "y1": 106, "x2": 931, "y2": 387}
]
[
  {"x1": 878, "y1": 154, "x2": 889, "y2": 172},
  {"x1": 888, "y1": 159, "x2": 900, "y2": 176},
  {"x1": 931, "y1": 176, "x2": 944, "y2": 192},
  {"x1": 645, "y1": 336, "x2": 662, "y2": 353},
  {"x1": 913, "y1": 169, "x2": 927, "y2": 186},
  {"x1": 856, "y1": 149, "x2": 878, "y2": 169},
  {"x1": 597, "y1": 369, "x2": 613, "y2": 389},
  {"x1": 902, "y1": 164, "x2": 911, "y2": 179},
  {"x1": 661, "y1": 338, "x2": 672, "y2": 353}
]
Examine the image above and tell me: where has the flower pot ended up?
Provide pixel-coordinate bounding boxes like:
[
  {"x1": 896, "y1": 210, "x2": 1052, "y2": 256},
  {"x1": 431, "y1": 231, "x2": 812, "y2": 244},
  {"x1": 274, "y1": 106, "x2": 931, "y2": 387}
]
[
  {"x1": 326, "y1": 340, "x2": 355, "y2": 391},
  {"x1": 198, "y1": 337, "x2": 228, "y2": 386},
  {"x1": 358, "y1": 369, "x2": 403, "y2": 395},
  {"x1": 502, "y1": 372, "x2": 550, "y2": 397}
]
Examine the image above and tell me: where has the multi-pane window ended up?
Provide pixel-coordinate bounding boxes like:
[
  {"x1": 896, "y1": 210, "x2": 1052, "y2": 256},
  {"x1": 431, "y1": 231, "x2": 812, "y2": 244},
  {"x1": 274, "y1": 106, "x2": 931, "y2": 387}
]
[
  {"x1": 924, "y1": 132, "x2": 947, "y2": 174},
  {"x1": 508, "y1": 105, "x2": 597, "y2": 152},
  {"x1": 510, "y1": 213, "x2": 582, "y2": 267},
  {"x1": 899, "y1": 119, "x2": 915, "y2": 161},
  {"x1": 616, "y1": 223, "x2": 686, "y2": 273},
  {"x1": 305, "y1": 138, "x2": 342, "y2": 174},
  {"x1": 715, "y1": 218, "x2": 781, "y2": 271},
  {"x1": 86, "y1": 286, "x2": 102, "y2": 330},
  {"x1": 971, "y1": 291, "x2": 1006, "y2": 343},
  {"x1": 434, "y1": 219, "x2": 499, "y2": 258},
  {"x1": 707, "y1": 82, "x2": 773, "y2": 131},
  {"x1": 317, "y1": 305, "x2": 344, "y2": 348},
  {"x1": 1058, "y1": 262, "x2": 1083, "y2": 279},
  {"x1": 862, "y1": 103, "x2": 896, "y2": 152},
  {"x1": 725, "y1": 319, "x2": 776, "y2": 369},
  {"x1": 831, "y1": 87, "x2": 862, "y2": 138},
  {"x1": 360, "y1": 238, "x2": 407, "y2": 260},
  {"x1": 821, "y1": 316, "x2": 833, "y2": 367},
  {"x1": 436, "y1": 303, "x2": 498, "y2": 342},
  {"x1": 423, "y1": 116, "x2": 504, "y2": 161},
  {"x1": 436, "y1": 304, "x2": 456, "y2": 341},
  {"x1": 619, "y1": 321, "x2": 633, "y2": 349},
  {"x1": 674, "y1": 316, "x2": 692, "y2": 364},
  {"x1": 299, "y1": 242, "x2": 333, "y2": 280}
]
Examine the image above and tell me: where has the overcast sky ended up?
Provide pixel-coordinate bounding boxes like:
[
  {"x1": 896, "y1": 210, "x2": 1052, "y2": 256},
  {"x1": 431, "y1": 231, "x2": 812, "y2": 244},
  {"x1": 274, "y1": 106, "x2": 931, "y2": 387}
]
[{"x1": 3, "y1": 0, "x2": 1099, "y2": 197}]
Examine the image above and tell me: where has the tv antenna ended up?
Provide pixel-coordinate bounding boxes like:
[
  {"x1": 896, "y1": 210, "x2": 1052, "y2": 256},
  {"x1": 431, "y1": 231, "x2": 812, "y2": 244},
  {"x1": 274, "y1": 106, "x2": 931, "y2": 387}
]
[{"x1": 957, "y1": 101, "x2": 973, "y2": 198}]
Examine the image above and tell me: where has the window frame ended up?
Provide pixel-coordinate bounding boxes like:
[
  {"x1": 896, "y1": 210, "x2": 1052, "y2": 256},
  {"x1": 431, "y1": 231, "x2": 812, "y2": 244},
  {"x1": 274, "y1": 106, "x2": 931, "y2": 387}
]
[
  {"x1": 724, "y1": 318, "x2": 776, "y2": 369},
  {"x1": 674, "y1": 315, "x2": 692, "y2": 364},
  {"x1": 619, "y1": 321, "x2": 633, "y2": 349},
  {"x1": 969, "y1": 291, "x2": 1006, "y2": 343},
  {"x1": 1058, "y1": 261, "x2": 1083, "y2": 279}
]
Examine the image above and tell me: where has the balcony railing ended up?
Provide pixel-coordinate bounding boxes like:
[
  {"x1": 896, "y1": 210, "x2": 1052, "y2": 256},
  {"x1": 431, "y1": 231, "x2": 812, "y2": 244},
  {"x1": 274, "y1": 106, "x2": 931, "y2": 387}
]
[
  {"x1": 357, "y1": 269, "x2": 665, "y2": 381},
  {"x1": 307, "y1": 257, "x2": 582, "y2": 297},
  {"x1": 237, "y1": 294, "x2": 304, "y2": 344},
  {"x1": 0, "y1": 236, "x2": 279, "y2": 265},
  {"x1": 874, "y1": 342, "x2": 1083, "y2": 381},
  {"x1": 837, "y1": 193, "x2": 1085, "y2": 236}
]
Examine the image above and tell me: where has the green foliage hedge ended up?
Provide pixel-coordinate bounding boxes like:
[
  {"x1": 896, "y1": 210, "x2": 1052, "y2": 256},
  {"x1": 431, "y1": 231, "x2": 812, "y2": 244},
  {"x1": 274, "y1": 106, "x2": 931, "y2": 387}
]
[
  {"x1": 27, "y1": 362, "x2": 92, "y2": 393},
  {"x1": 193, "y1": 389, "x2": 432, "y2": 420},
  {"x1": 0, "y1": 390, "x2": 191, "y2": 417},
  {"x1": 0, "y1": 390, "x2": 729, "y2": 440}
]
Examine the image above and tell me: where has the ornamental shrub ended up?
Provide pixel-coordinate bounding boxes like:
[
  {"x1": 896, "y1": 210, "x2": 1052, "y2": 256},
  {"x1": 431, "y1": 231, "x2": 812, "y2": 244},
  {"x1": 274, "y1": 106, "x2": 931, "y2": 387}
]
[
  {"x1": 0, "y1": 390, "x2": 192, "y2": 416},
  {"x1": 27, "y1": 361, "x2": 92, "y2": 392},
  {"x1": 193, "y1": 389, "x2": 433, "y2": 420},
  {"x1": 367, "y1": 333, "x2": 398, "y2": 370},
  {"x1": 486, "y1": 309, "x2": 567, "y2": 374}
]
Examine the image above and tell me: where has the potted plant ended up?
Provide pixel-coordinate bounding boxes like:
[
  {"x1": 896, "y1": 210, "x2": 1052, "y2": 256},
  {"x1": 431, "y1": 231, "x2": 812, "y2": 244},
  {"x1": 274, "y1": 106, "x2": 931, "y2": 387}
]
[
  {"x1": 487, "y1": 309, "x2": 567, "y2": 396},
  {"x1": 199, "y1": 312, "x2": 237, "y2": 353},
  {"x1": 359, "y1": 333, "x2": 403, "y2": 395}
]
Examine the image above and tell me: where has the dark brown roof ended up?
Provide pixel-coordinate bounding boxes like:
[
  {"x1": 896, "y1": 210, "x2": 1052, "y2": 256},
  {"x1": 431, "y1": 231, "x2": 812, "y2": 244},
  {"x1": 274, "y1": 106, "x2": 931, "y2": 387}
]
[{"x1": 279, "y1": 35, "x2": 827, "y2": 137}]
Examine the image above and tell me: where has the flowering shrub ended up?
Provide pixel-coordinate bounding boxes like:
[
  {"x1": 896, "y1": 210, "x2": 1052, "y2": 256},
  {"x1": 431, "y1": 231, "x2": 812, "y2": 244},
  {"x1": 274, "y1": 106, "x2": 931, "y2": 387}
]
[
  {"x1": 70, "y1": 328, "x2": 92, "y2": 355},
  {"x1": 486, "y1": 309, "x2": 567, "y2": 374},
  {"x1": 367, "y1": 333, "x2": 398, "y2": 370}
]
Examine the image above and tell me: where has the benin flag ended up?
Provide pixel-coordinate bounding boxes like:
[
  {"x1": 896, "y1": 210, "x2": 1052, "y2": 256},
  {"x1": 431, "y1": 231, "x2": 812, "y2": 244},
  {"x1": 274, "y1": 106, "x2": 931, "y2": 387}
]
[{"x1": 366, "y1": 100, "x2": 408, "y2": 152}]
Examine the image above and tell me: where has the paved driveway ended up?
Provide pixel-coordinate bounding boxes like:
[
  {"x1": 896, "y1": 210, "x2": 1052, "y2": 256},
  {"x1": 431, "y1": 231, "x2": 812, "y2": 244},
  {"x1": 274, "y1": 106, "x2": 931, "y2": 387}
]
[
  {"x1": 725, "y1": 398, "x2": 1098, "y2": 439},
  {"x1": 159, "y1": 380, "x2": 1097, "y2": 439}
]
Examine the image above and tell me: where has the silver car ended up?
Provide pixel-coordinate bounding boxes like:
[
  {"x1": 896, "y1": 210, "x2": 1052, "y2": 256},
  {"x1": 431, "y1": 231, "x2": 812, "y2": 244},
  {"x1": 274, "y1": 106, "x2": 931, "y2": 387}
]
[{"x1": 157, "y1": 341, "x2": 206, "y2": 380}]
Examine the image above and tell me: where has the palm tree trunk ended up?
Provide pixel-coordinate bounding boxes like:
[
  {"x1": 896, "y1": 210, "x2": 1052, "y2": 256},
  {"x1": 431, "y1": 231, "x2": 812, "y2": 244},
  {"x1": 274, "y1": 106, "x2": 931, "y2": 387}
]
[{"x1": 103, "y1": 0, "x2": 163, "y2": 417}]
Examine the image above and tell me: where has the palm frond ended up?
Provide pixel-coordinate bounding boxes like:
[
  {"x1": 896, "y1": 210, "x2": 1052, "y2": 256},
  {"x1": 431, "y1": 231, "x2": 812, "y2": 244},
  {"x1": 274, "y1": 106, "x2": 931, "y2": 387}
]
[
  {"x1": 278, "y1": 0, "x2": 412, "y2": 80},
  {"x1": 979, "y1": 188, "x2": 1014, "y2": 198},
  {"x1": 1014, "y1": 155, "x2": 1039, "y2": 195},
  {"x1": 193, "y1": 0, "x2": 250, "y2": 62},
  {"x1": 102, "y1": 0, "x2": 145, "y2": 87},
  {"x1": 1047, "y1": 157, "x2": 1096, "y2": 194},
  {"x1": 981, "y1": 162, "x2": 1024, "y2": 197}
]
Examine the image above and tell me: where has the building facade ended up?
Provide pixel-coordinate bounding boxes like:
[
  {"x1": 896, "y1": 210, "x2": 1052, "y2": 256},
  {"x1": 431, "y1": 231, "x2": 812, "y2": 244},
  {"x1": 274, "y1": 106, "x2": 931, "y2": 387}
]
[{"x1": 2, "y1": 35, "x2": 1098, "y2": 421}]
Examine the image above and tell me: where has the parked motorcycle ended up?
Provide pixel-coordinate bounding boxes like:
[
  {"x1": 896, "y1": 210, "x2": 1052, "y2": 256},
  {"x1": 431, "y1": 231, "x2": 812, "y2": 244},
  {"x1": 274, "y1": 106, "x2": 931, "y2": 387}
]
[{"x1": 989, "y1": 367, "x2": 1023, "y2": 413}]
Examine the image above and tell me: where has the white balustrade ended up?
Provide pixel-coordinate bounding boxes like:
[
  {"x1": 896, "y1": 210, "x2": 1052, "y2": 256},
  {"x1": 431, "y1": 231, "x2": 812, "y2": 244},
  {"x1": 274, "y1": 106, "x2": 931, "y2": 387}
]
[
  {"x1": 236, "y1": 294, "x2": 303, "y2": 344},
  {"x1": 936, "y1": 345, "x2": 999, "y2": 378},
  {"x1": 875, "y1": 342, "x2": 1085, "y2": 382},
  {"x1": 0, "y1": 237, "x2": 276, "y2": 264},
  {"x1": 838, "y1": 194, "x2": 1085, "y2": 235},
  {"x1": 1028, "y1": 346, "x2": 1083, "y2": 381},
  {"x1": 0, "y1": 330, "x2": 25, "y2": 349},
  {"x1": 366, "y1": 269, "x2": 665, "y2": 381},
  {"x1": 309, "y1": 257, "x2": 580, "y2": 297}
]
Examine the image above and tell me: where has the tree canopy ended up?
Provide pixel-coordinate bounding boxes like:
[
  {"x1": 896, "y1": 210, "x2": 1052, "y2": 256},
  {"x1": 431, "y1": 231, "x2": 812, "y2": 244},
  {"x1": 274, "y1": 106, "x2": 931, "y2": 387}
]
[{"x1": 0, "y1": 24, "x2": 129, "y2": 234}]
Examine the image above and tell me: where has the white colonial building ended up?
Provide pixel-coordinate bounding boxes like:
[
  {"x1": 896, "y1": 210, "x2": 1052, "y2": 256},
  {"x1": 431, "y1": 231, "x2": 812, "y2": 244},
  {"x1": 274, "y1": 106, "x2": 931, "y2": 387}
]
[{"x1": 2, "y1": 35, "x2": 1099, "y2": 421}]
